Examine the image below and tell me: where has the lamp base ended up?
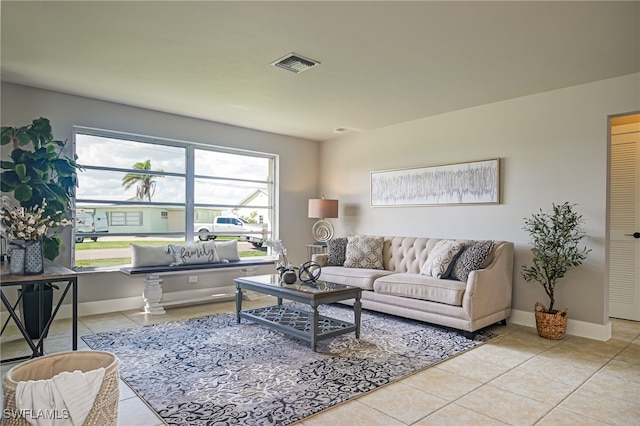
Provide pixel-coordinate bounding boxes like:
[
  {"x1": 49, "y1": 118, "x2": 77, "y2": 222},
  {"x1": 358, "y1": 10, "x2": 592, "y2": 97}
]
[{"x1": 312, "y1": 219, "x2": 334, "y2": 243}]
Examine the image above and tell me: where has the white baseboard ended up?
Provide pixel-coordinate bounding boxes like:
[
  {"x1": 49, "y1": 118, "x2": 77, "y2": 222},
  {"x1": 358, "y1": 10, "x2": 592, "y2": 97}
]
[
  {"x1": 509, "y1": 309, "x2": 612, "y2": 341},
  {"x1": 0, "y1": 287, "x2": 253, "y2": 324}
]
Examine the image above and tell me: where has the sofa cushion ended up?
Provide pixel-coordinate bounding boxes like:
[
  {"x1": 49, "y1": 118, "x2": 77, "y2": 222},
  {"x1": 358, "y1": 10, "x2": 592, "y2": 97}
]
[
  {"x1": 373, "y1": 273, "x2": 466, "y2": 306},
  {"x1": 214, "y1": 240, "x2": 241, "y2": 261},
  {"x1": 130, "y1": 244, "x2": 176, "y2": 267},
  {"x1": 319, "y1": 266, "x2": 393, "y2": 290},
  {"x1": 326, "y1": 237, "x2": 348, "y2": 266},
  {"x1": 344, "y1": 236, "x2": 384, "y2": 269},
  {"x1": 168, "y1": 242, "x2": 220, "y2": 265},
  {"x1": 420, "y1": 239, "x2": 464, "y2": 278},
  {"x1": 450, "y1": 240, "x2": 495, "y2": 282}
]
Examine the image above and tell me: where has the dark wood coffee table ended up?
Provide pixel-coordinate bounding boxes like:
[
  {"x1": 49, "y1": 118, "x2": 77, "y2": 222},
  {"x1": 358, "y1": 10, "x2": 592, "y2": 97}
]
[{"x1": 234, "y1": 274, "x2": 362, "y2": 351}]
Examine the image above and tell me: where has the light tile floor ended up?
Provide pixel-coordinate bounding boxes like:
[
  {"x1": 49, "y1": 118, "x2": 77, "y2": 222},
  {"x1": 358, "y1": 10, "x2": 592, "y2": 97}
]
[{"x1": 1, "y1": 296, "x2": 639, "y2": 426}]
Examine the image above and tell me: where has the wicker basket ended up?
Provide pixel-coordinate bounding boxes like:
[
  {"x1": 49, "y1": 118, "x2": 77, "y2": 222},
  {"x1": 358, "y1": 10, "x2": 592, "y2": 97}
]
[
  {"x1": 2, "y1": 351, "x2": 120, "y2": 426},
  {"x1": 534, "y1": 302, "x2": 568, "y2": 340}
]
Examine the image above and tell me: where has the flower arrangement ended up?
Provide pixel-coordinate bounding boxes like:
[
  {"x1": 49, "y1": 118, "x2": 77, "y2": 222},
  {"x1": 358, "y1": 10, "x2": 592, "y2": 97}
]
[
  {"x1": 0, "y1": 196, "x2": 71, "y2": 242},
  {"x1": 263, "y1": 239, "x2": 297, "y2": 273}
]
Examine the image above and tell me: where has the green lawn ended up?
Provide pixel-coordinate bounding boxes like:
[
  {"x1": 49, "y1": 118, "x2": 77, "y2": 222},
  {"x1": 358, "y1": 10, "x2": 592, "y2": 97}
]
[{"x1": 75, "y1": 236, "x2": 243, "y2": 250}]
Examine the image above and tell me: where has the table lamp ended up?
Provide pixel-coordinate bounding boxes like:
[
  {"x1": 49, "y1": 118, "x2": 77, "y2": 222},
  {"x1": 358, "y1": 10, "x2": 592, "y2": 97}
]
[{"x1": 308, "y1": 197, "x2": 339, "y2": 244}]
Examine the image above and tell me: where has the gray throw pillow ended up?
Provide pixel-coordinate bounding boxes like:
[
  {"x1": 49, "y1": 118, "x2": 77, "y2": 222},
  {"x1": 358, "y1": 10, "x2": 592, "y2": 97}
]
[
  {"x1": 450, "y1": 240, "x2": 495, "y2": 282},
  {"x1": 326, "y1": 237, "x2": 348, "y2": 266},
  {"x1": 343, "y1": 236, "x2": 384, "y2": 269}
]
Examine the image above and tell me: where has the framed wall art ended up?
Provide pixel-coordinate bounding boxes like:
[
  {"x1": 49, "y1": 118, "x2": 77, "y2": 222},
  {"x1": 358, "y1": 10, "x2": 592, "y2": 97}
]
[{"x1": 370, "y1": 158, "x2": 500, "y2": 207}]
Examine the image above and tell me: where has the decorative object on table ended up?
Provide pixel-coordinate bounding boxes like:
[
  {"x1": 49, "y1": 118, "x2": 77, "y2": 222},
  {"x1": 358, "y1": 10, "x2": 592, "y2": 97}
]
[
  {"x1": 1, "y1": 198, "x2": 71, "y2": 275},
  {"x1": 1, "y1": 117, "x2": 80, "y2": 261},
  {"x1": 298, "y1": 260, "x2": 321, "y2": 284},
  {"x1": 82, "y1": 304, "x2": 496, "y2": 426},
  {"x1": 308, "y1": 196, "x2": 339, "y2": 243},
  {"x1": 521, "y1": 202, "x2": 591, "y2": 340},
  {"x1": 263, "y1": 239, "x2": 298, "y2": 283},
  {"x1": 370, "y1": 158, "x2": 500, "y2": 207},
  {"x1": 8, "y1": 240, "x2": 43, "y2": 275}
]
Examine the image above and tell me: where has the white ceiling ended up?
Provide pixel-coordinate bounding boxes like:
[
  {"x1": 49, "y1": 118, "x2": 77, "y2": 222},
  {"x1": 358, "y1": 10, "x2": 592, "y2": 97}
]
[{"x1": 1, "y1": 1, "x2": 638, "y2": 141}]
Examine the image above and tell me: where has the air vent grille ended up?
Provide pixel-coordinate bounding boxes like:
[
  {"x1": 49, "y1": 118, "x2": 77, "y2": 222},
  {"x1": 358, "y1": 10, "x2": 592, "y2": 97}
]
[{"x1": 271, "y1": 53, "x2": 320, "y2": 74}]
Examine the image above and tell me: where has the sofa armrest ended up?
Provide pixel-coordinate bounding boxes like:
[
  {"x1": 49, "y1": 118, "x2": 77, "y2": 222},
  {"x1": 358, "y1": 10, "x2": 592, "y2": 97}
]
[
  {"x1": 312, "y1": 253, "x2": 328, "y2": 267},
  {"x1": 462, "y1": 242, "x2": 514, "y2": 321}
]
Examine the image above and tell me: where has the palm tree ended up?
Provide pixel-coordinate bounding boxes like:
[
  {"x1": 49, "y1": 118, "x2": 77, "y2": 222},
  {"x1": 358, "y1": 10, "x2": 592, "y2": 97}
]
[{"x1": 121, "y1": 160, "x2": 163, "y2": 202}]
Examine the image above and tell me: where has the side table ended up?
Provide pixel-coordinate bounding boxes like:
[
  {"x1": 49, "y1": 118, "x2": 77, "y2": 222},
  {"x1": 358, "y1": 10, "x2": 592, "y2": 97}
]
[
  {"x1": 306, "y1": 243, "x2": 328, "y2": 260},
  {"x1": 0, "y1": 260, "x2": 78, "y2": 364}
]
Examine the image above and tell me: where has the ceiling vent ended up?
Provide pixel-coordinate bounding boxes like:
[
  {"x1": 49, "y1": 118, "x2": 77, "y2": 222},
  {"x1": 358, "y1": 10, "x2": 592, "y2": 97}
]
[{"x1": 270, "y1": 53, "x2": 320, "y2": 74}]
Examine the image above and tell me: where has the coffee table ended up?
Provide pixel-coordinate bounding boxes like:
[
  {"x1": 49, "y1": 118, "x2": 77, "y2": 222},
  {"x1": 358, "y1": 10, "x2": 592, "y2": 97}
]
[{"x1": 234, "y1": 274, "x2": 362, "y2": 351}]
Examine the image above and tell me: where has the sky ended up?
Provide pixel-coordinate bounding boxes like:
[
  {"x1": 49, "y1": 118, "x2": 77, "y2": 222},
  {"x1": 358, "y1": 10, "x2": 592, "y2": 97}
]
[{"x1": 75, "y1": 133, "x2": 271, "y2": 206}]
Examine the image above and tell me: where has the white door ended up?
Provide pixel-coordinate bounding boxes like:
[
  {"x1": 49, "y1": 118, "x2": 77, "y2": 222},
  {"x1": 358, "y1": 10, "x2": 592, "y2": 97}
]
[{"x1": 609, "y1": 114, "x2": 640, "y2": 321}]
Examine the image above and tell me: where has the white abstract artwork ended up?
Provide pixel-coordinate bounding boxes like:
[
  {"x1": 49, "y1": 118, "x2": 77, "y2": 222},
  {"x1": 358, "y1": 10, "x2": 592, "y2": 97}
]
[{"x1": 371, "y1": 159, "x2": 500, "y2": 207}]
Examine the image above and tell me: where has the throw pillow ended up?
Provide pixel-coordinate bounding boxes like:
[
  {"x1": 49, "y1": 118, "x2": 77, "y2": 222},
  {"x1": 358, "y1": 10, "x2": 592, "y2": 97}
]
[
  {"x1": 450, "y1": 240, "x2": 495, "y2": 282},
  {"x1": 326, "y1": 237, "x2": 348, "y2": 266},
  {"x1": 168, "y1": 242, "x2": 220, "y2": 266},
  {"x1": 343, "y1": 236, "x2": 384, "y2": 269},
  {"x1": 130, "y1": 244, "x2": 176, "y2": 267},
  {"x1": 420, "y1": 239, "x2": 464, "y2": 278},
  {"x1": 214, "y1": 240, "x2": 241, "y2": 261}
]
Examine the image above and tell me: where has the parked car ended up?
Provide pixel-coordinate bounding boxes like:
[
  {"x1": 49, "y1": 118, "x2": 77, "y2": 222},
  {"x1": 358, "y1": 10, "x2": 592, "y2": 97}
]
[
  {"x1": 75, "y1": 212, "x2": 109, "y2": 243},
  {"x1": 194, "y1": 216, "x2": 245, "y2": 241},
  {"x1": 194, "y1": 216, "x2": 268, "y2": 247},
  {"x1": 239, "y1": 218, "x2": 269, "y2": 248}
]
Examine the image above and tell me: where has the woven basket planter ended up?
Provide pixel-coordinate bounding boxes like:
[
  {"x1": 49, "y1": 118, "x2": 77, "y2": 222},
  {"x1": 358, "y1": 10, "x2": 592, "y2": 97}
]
[
  {"x1": 2, "y1": 351, "x2": 120, "y2": 426},
  {"x1": 534, "y1": 302, "x2": 568, "y2": 340}
]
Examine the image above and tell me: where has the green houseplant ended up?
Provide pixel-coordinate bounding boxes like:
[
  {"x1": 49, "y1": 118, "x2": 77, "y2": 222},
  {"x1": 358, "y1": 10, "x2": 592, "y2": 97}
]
[
  {"x1": 521, "y1": 202, "x2": 591, "y2": 339},
  {"x1": 1, "y1": 117, "x2": 79, "y2": 260},
  {"x1": 1, "y1": 117, "x2": 80, "y2": 338}
]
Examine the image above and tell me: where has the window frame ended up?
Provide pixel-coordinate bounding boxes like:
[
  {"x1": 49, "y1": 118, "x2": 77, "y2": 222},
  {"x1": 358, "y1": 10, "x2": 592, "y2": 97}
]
[{"x1": 73, "y1": 126, "x2": 277, "y2": 269}]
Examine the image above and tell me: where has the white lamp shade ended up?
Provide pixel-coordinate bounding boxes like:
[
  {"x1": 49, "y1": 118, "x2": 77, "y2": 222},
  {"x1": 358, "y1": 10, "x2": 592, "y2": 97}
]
[{"x1": 308, "y1": 199, "x2": 338, "y2": 219}]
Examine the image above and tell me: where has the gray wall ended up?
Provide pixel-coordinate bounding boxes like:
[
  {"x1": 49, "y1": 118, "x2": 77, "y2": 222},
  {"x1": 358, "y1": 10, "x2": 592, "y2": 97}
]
[
  {"x1": 1, "y1": 83, "x2": 320, "y2": 306},
  {"x1": 317, "y1": 73, "x2": 640, "y2": 327}
]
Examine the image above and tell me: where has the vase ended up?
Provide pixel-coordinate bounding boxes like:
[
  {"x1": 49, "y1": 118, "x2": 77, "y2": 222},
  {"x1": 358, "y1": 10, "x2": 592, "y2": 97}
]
[
  {"x1": 282, "y1": 270, "x2": 297, "y2": 284},
  {"x1": 9, "y1": 239, "x2": 44, "y2": 275}
]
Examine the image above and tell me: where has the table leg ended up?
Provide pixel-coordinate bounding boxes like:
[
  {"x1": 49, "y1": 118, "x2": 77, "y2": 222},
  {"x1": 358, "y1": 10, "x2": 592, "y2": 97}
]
[
  {"x1": 1, "y1": 291, "x2": 23, "y2": 335},
  {"x1": 0, "y1": 291, "x2": 40, "y2": 356},
  {"x1": 354, "y1": 294, "x2": 362, "y2": 339},
  {"x1": 72, "y1": 278, "x2": 77, "y2": 350},
  {"x1": 312, "y1": 306, "x2": 319, "y2": 351},
  {"x1": 235, "y1": 285, "x2": 243, "y2": 323}
]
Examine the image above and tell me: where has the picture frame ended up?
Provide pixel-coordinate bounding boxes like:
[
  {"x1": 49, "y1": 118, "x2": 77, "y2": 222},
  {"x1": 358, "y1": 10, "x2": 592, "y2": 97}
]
[{"x1": 370, "y1": 158, "x2": 500, "y2": 207}]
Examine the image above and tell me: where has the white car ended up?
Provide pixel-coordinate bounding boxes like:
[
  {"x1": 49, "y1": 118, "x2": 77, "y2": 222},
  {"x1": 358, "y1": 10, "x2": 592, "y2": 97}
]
[{"x1": 75, "y1": 212, "x2": 109, "y2": 243}]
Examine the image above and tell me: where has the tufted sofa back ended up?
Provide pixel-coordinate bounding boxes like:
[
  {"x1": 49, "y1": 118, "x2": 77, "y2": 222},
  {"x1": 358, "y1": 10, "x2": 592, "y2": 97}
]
[{"x1": 382, "y1": 236, "x2": 507, "y2": 273}]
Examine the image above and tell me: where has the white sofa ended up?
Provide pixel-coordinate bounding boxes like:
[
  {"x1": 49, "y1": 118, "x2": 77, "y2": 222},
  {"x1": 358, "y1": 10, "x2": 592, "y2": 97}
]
[{"x1": 312, "y1": 236, "x2": 514, "y2": 337}]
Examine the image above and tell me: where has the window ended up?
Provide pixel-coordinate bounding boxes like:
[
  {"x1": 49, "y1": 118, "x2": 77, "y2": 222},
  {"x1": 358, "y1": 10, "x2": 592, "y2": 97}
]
[
  {"x1": 74, "y1": 128, "x2": 276, "y2": 269},
  {"x1": 111, "y1": 212, "x2": 143, "y2": 226}
]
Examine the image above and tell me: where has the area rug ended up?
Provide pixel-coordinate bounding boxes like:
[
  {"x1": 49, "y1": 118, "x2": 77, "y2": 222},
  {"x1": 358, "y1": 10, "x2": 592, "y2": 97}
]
[{"x1": 82, "y1": 304, "x2": 496, "y2": 425}]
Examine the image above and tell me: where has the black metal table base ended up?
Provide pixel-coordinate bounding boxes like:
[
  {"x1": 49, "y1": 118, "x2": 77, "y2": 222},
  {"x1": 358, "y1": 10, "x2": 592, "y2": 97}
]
[{"x1": 1, "y1": 261, "x2": 78, "y2": 364}]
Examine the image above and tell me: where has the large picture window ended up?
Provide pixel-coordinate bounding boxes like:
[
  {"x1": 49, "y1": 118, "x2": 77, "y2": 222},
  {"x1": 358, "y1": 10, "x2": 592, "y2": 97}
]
[{"x1": 74, "y1": 127, "x2": 276, "y2": 269}]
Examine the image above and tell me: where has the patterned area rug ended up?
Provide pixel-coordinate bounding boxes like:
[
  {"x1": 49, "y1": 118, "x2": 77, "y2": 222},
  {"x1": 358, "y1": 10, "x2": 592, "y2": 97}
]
[{"x1": 82, "y1": 304, "x2": 496, "y2": 425}]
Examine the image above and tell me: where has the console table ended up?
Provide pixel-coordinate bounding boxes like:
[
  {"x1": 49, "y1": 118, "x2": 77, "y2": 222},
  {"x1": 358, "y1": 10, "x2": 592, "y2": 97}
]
[{"x1": 0, "y1": 260, "x2": 78, "y2": 364}]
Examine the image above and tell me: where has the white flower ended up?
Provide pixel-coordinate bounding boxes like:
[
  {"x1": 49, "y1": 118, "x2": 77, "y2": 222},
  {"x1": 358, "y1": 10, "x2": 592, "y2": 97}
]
[
  {"x1": 263, "y1": 239, "x2": 295, "y2": 272},
  {"x1": 0, "y1": 199, "x2": 71, "y2": 241}
]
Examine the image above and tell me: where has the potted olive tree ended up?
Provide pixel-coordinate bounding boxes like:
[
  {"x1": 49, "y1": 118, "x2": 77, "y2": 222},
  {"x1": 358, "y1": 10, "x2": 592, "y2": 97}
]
[
  {"x1": 521, "y1": 202, "x2": 591, "y2": 340},
  {"x1": 1, "y1": 117, "x2": 80, "y2": 338}
]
